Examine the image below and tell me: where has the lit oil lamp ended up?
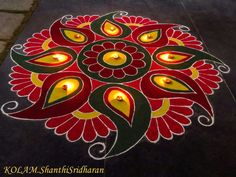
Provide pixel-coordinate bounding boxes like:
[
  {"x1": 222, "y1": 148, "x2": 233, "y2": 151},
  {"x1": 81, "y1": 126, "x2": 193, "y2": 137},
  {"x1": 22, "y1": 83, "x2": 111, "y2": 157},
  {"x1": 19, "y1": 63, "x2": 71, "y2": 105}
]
[
  {"x1": 74, "y1": 34, "x2": 81, "y2": 39},
  {"x1": 116, "y1": 95, "x2": 123, "y2": 101},
  {"x1": 52, "y1": 54, "x2": 68, "y2": 62},
  {"x1": 163, "y1": 77, "x2": 172, "y2": 84},
  {"x1": 103, "y1": 21, "x2": 121, "y2": 36}
]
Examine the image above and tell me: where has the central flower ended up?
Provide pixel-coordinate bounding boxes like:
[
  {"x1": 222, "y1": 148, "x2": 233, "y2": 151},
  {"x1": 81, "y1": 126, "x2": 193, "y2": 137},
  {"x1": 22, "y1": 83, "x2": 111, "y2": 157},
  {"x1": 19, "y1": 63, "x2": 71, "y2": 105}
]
[{"x1": 77, "y1": 40, "x2": 151, "y2": 83}]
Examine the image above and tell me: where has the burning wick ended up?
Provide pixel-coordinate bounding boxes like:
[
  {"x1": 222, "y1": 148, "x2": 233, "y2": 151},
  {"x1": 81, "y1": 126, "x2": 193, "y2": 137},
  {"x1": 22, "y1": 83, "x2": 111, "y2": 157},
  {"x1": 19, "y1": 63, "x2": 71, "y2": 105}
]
[
  {"x1": 116, "y1": 95, "x2": 123, "y2": 101},
  {"x1": 112, "y1": 53, "x2": 119, "y2": 60},
  {"x1": 52, "y1": 54, "x2": 67, "y2": 61},
  {"x1": 62, "y1": 84, "x2": 68, "y2": 91},
  {"x1": 110, "y1": 27, "x2": 115, "y2": 31},
  {"x1": 163, "y1": 77, "x2": 172, "y2": 84},
  {"x1": 74, "y1": 34, "x2": 81, "y2": 39},
  {"x1": 147, "y1": 34, "x2": 152, "y2": 39},
  {"x1": 168, "y1": 54, "x2": 175, "y2": 59}
]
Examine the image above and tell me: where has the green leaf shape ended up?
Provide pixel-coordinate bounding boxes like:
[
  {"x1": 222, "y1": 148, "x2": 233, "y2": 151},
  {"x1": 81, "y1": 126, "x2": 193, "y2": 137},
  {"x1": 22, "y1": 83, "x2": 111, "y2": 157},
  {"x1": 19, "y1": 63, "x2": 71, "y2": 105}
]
[
  {"x1": 89, "y1": 84, "x2": 151, "y2": 159},
  {"x1": 153, "y1": 46, "x2": 229, "y2": 72},
  {"x1": 10, "y1": 46, "x2": 77, "y2": 73}
]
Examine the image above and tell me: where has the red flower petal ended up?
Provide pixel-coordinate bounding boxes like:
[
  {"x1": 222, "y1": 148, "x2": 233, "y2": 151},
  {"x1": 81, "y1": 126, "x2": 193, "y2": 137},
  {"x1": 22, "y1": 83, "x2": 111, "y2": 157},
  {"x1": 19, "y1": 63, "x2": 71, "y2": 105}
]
[
  {"x1": 46, "y1": 114, "x2": 72, "y2": 128},
  {"x1": 141, "y1": 18, "x2": 151, "y2": 24},
  {"x1": 196, "y1": 79, "x2": 213, "y2": 94},
  {"x1": 186, "y1": 45, "x2": 203, "y2": 50},
  {"x1": 41, "y1": 29, "x2": 50, "y2": 38},
  {"x1": 103, "y1": 42, "x2": 114, "y2": 49},
  {"x1": 27, "y1": 49, "x2": 44, "y2": 56},
  {"x1": 83, "y1": 120, "x2": 96, "y2": 142},
  {"x1": 172, "y1": 31, "x2": 182, "y2": 38},
  {"x1": 9, "y1": 78, "x2": 30, "y2": 85},
  {"x1": 27, "y1": 38, "x2": 45, "y2": 43},
  {"x1": 55, "y1": 117, "x2": 78, "y2": 135},
  {"x1": 167, "y1": 28, "x2": 174, "y2": 37},
  {"x1": 193, "y1": 61, "x2": 205, "y2": 68},
  {"x1": 89, "y1": 15, "x2": 99, "y2": 22},
  {"x1": 170, "y1": 98, "x2": 193, "y2": 107},
  {"x1": 131, "y1": 60, "x2": 145, "y2": 68},
  {"x1": 200, "y1": 74, "x2": 222, "y2": 82},
  {"x1": 170, "y1": 106, "x2": 193, "y2": 116},
  {"x1": 113, "y1": 69, "x2": 125, "y2": 79},
  {"x1": 12, "y1": 66, "x2": 31, "y2": 74},
  {"x1": 99, "y1": 68, "x2": 113, "y2": 78},
  {"x1": 99, "y1": 115, "x2": 116, "y2": 131},
  {"x1": 92, "y1": 118, "x2": 109, "y2": 137},
  {"x1": 92, "y1": 45, "x2": 105, "y2": 52},
  {"x1": 121, "y1": 16, "x2": 131, "y2": 23},
  {"x1": 11, "y1": 81, "x2": 32, "y2": 91},
  {"x1": 200, "y1": 77, "x2": 219, "y2": 89},
  {"x1": 177, "y1": 33, "x2": 191, "y2": 40},
  {"x1": 10, "y1": 73, "x2": 30, "y2": 79},
  {"x1": 24, "y1": 43, "x2": 41, "y2": 48},
  {"x1": 132, "y1": 52, "x2": 144, "y2": 60},
  {"x1": 144, "y1": 21, "x2": 158, "y2": 25},
  {"x1": 182, "y1": 36, "x2": 197, "y2": 42},
  {"x1": 77, "y1": 16, "x2": 85, "y2": 23},
  {"x1": 198, "y1": 63, "x2": 213, "y2": 70},
  {"x1": 123, "y1": 46, "x2": 137, "y2": 54},
  {"x1": 200, "y1": 69, "x2": 219, "y2": 75},
  {"x1": 115, "y1": 42, "x2": 126, "y2": 50},
  {"x1": 28, "y1": 87, "x2": 41, "y2": 102},
  {"x1": 84, "y1": 15, "x2": 90, "y2": 22},
  {"x1": 135, "y1": 16, "x2": 143, "y2": 24},
  {"x1": 24, "y1": 47, "x2": 43, "y2": 53},
  {"x1": 17, "y1": 85, "x2": 35, "y2": 96},
  {"x1": 157, "y1": 118, "x2": 172, "y2": 139},
  {"x1": 82, "y1": 57, "x2": 97, "y2": 65},
  {"x1": 162, "y1": 115, "x2": 184, "y2": 134},
  {"x1": 84, "y1": 50, "x2": 98, "y2": 58},
  {"x1": 67, "y1": 120, "x2": 85, "y2": 142},
  {"x1": 123, "y1": 66, "x2": 138, "y2": 75},
  {"x1": 129, "y1": 16, "x2": 136, "y2": 23},
  {"x1": 167, "y1": 110, "x2": 191, "y2": 125},
  {"x1": 146, "y1": 118, "x2": 159, "y2": 142},
  {"x1": 184, "y1": 41, "x2": 202, "y2": 45},
  {"x1": 88, "y1": 64, "x2": 103, "y2": 72}
]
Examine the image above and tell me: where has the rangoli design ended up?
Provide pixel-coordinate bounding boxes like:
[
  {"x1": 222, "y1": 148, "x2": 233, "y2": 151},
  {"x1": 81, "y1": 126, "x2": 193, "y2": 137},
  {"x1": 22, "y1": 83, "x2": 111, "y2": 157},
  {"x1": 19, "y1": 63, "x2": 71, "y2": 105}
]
[{"x1": 1, "y1": 12, "x2": 230, "y2": 160}]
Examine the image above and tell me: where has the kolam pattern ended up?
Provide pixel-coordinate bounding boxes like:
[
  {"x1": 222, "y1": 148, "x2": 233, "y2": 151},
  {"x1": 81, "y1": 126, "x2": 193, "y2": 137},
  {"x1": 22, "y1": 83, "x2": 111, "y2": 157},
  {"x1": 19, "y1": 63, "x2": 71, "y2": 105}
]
[{"x1": 1, "y1": 11, "x2": 230, "y2": 160}]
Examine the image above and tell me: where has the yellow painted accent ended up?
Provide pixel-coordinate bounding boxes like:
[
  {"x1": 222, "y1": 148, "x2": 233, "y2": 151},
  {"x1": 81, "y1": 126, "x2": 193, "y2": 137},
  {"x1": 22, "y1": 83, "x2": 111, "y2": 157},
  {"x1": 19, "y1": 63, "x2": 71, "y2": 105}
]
[
  {"x1": 48, "y1": 78, "x2": 80, "y2": 104},
  {"x1": 153, "y1": 75, "x2": 190, "y2": 91},
  {"x1": 72, "y1": 110, "x2": 101, "y2": 120},
  {"x1": 34, "y1": 53, "x2": 68, "y2": 64},
  {"x1": 77, "y1": 22, "x2": 91, "y2": 28},
  {"x1": 103, "y1": 21, "x2": 120, "y2": 36},
  {"x1": 125, "y1": 23, "x2": 143, "y2": 27},
  {"x1": 139, "y1": 31, "x2": 159, "y2": 43},
  {"x1": 42, "y1": 38, "x2": 52, "y2": 51},
  {"x1": 159, "y1": 53, "x2": 187, "y2": 63},
  {"x1": 103, "y1": 51, "x2": 127, "y2": 66},
  {"x1": 30, "y1": 73, "x2": 43, "y2": 87},
  {"x1": 168, "y1": 37, "x2": 185, "y2": 46},
  {"x1": 108, "y1": 90, "x2": 131, "y2": 117},
  {"x1": 151, "y1": 98, "x2": 170, "y2": 117},
  {"x1": 190, "y1": 67, "x2": 199, "y2": 79},
  {"x1": 63, "y1": 29, "x2": 86, "y2": 43}
]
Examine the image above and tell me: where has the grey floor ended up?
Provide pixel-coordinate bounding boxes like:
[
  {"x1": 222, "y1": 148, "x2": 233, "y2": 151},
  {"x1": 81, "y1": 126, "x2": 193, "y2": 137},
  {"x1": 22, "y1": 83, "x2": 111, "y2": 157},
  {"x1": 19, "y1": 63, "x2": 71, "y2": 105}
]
[{"x1": 0, "y1": 0, "x2": 235, "y2": 177}]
